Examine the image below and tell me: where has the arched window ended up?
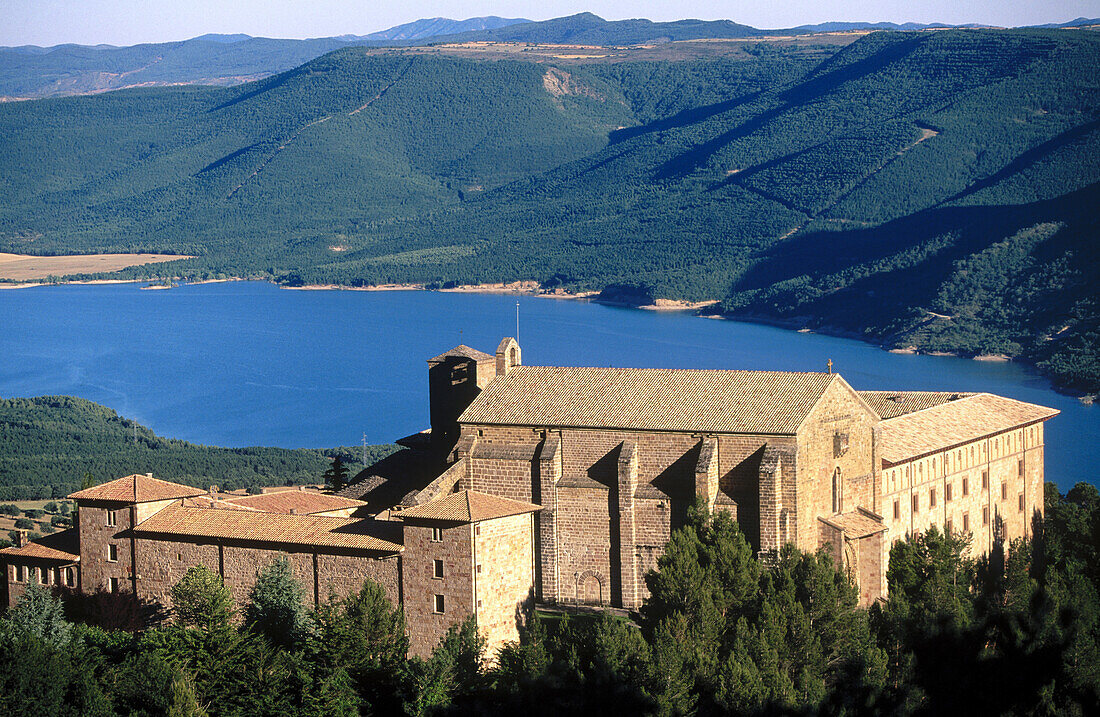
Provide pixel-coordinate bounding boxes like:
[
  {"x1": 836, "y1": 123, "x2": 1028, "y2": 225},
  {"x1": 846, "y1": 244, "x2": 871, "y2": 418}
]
[{"x1": 832, "y1": 467, "x2": 841, "y2": 513}]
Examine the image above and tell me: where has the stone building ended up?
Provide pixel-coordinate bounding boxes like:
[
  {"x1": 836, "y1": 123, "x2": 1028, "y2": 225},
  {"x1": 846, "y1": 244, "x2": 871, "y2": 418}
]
[
  {"x1": 1, "y1": 336, "x2": 1059, "y2": 650},
  {"x1": 347, "y1": 338, "x2": 1058, "y2": 607}
]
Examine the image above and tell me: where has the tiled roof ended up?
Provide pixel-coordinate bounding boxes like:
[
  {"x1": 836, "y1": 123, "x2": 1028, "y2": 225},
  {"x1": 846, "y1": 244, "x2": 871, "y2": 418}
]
[
  {"x1": 879, "y1": 393, "x2": 1059, "y2": 464},
  {"x1": 133, "y1": 504, "x2": 403, "y2": 552},
  {"x1": 397, "y1": 490, "x2": 540, "y2": 523},
  {"x1": 859, "y1": 390, "x2": 975, "y2": 420},
  {"x1": 820, "y1": 511, "x2": 887, "y2": 539},
  {"x1": 221, "y1": 490, "x2": 367, "y2": 515},
  {"x1": 0, "y1": 529, "x2": 79, "y2": 562},
  {"x1": 69, "y1": 474, "x2": 207, "y2": 503},
  {"x1": 460, "y1": 366, "x2": 837, "y2": 435},
  {"x1": 428, "y1": 344, "x2": 495, "y2": 363}
]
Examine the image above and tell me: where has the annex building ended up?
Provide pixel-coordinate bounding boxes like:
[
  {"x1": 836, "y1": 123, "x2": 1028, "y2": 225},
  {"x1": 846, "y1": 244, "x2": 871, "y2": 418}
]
[{"x1": 1, "y1": 338, "x2": 1058, "y2": 655}]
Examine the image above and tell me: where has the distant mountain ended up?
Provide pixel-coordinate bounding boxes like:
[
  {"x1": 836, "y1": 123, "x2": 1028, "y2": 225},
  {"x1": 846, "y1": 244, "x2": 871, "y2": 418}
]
[
  {"x1": 354, "y1": 16, "x2": 528, "y2": 42},
  {"x1": 1030, "y1": 17, "x2": 1100, "y2": 29},
  {"x1": 794, "y1": 21, "x2": 990, "y2": 32},
  {"x1": 429, "y1": 12, "x2": 770, "y2": 44},
  {"x1": 191, "y1": 33, "x2": 254, "y2": 43}
]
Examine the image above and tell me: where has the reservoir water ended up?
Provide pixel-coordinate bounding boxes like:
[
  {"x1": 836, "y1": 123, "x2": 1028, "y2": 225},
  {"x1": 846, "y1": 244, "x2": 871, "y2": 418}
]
[{"x1": 1, "y1": 281, "x2": 1095, "y2": 492}]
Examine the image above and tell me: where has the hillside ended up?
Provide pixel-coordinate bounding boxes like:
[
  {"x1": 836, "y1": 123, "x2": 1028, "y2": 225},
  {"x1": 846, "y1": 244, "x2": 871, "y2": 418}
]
[
  {"x1": 0, "y1": 396, "x2": 396, "y2": 499},
  {"x1": 0, "y1": 30, "x2": 1097, "y2": 391}
]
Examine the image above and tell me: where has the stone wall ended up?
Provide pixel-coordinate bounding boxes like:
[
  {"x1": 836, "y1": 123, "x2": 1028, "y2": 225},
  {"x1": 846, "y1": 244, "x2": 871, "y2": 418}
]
[
  {"x1": 78, "y1": 501, "x2": 134, "y2": 594},
  {"x1": 473, "y1": 513, "x2": 535, "y2": 657},
  {"x1": 796, "y1": 379, "x2": 879, "y2": 553},
  {"x1": 403, "y1": 521, "x2": 475, "y2": 658},
  {"x1": 133, "y1": 535, "x2": 400, "y2": 619}
]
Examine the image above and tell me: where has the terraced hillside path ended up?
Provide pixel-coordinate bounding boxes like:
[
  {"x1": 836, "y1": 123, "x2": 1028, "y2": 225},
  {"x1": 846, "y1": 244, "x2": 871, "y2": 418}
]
[
  {"x1": 775, "y1": 123, "x2": 940, "y2": 241},
  {"x1": 227, "y1": 60, "x2": 414, "y2": 199}
]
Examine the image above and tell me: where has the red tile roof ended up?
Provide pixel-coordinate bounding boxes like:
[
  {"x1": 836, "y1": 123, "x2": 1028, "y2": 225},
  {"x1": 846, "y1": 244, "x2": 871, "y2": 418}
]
[
  {"x1": 133, "y1": 504, "x2": 402, "y2": 552},
  {"x1": 428, "y1": 344, "x2": 495, "y2": 363},
  {"x1": 69, "y1": 474, "x2": 207, "y2": 503},
  {"x1": 397, "y1": 490, "x2": 540, "y2": 523},
  {"x1": 0, "y1": 529, "x2": 79, "y2": 562},
  {"x1": 879, "y1": 393, "x2": 1059, "y2": 464},
  {"x1": 222, "y1": 490, "x2": 367, "y2": 515}
]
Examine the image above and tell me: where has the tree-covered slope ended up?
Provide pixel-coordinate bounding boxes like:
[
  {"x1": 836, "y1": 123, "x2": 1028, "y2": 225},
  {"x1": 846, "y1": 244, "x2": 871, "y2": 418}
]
[
  {"x1": 0, "y1": 30, "x2": 1097, "y2": 390},
  {"x1": 0, "y1": 396, "x2": 396, "y2": 499}
]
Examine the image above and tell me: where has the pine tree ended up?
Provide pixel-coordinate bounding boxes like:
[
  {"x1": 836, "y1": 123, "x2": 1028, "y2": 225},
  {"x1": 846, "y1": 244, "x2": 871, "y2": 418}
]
[
  {"x1": 246, "y1": 556, "x2": 313, "y2": 647},
  {"x1": 323, "y1": 457, "x2": 349, "y2": 492},
  {"x1": 170, "y1": 565, "x2": 234, "y2": 632}
]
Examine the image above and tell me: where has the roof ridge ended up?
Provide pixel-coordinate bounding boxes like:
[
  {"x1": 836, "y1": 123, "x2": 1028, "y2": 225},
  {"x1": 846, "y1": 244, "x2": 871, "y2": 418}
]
[
  {"x1": 879, "y1": 392, "x2": 983, "y2": 422},
  {"x1": 520, "y1": 364, "x2": 833, "y2": 376}
]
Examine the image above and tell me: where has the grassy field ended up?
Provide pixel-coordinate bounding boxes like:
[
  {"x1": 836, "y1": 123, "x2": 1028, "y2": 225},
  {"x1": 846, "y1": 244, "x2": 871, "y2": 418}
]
[
  {"x1": 0, "y1": 499, "x2": 74, "y2": 543},
  {"x1": 0, "y1": 252, "x2": 192, "y2": 282}
]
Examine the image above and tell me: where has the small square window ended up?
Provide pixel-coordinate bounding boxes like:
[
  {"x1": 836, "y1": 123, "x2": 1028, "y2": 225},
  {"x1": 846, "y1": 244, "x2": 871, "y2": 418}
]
[
  {"x1": 177, "y1": 553, "x2": 183, "y2": 561},
  {"x1": 475, "y1": 525, "x2": 481, "y2": 537},
  {"x1": 107, "y1": 544, "x2": 118, "y2": 562},
  {"x1": 1019, "y1": 493, "x2": 1025, "y2": 512},
  {"x1": 433, "y1": 594, "x2": 445, "y2": 614},
  {"x1": 431, "y1": 527, "x2": 444, "y2": 542},
  {"x1": 109, "y1": 577, "x2": 119, "y2": 594},
  {"x1": 433, "y1": 559, "x2": 444, "y2": 579},
  {"x1": 476, "y1": 564, "x2": 482, "y2": 574},
  {"x1": 106, "y1": 510, "x2": 116, "y2": 527}
]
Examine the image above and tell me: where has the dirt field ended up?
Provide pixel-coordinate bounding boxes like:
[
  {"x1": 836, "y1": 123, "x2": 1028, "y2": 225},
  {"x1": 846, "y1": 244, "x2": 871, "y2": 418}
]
[
  {"x1": 0, "y1": 499, "x2": 74, "y2": 542},
  {"x1": 0, "y1": 252, "x2": 192, "y2": 282}
]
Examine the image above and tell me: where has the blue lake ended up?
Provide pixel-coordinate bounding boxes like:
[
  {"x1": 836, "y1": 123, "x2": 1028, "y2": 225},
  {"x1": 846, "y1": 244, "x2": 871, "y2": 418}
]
[{"x1": 1, "y1": 281, "x2": 1095, "y2": 491}]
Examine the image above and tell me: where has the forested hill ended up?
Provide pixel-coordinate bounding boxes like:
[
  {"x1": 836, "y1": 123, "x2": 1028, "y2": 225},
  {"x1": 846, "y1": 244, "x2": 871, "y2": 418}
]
[
  {"x1": 0, "y1": 30, "x2": 1097, "y2": 392},
  {"x1": 0, "y1": 396, "x2": 396, "y2": 500}
]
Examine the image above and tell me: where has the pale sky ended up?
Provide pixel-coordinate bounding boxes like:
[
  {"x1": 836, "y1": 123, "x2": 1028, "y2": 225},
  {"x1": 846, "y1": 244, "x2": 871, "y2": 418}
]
[{"x1": 2, "y1": 0, "x2": 1098, "y2": 47}]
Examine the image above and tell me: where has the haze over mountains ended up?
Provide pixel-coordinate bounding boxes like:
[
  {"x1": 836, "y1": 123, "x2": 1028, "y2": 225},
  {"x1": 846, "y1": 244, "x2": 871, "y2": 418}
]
[
  {"x1": 0, "y1": 18, "x2": 1097, "y2": 394},
  {"x1": 2, "y1": 12, "x2": 1097, "y2": 99}
]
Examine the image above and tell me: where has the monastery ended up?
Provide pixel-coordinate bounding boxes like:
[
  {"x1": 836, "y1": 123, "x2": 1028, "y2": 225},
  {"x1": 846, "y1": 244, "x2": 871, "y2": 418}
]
[{"x1": 1, "y1": 338, "x2": 1058, "y2": 656}]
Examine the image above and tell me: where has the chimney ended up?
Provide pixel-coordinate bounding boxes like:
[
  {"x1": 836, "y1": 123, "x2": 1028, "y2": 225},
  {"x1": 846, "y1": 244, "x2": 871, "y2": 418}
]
[
  {"x1": 289, "y1": 508, "x2": 297, "y2": 515},
  {"x1": 146, "y1": 472, "x2": 153, "y2": 479},
  {"x1": 299, "y1": 485, "x2": 306, "y2": 492},
  {"x1": 208, "y1": 485, "x2": 219, "y2": 501},
  {"x1": 15, "y1": 530, "x2": 27, "y2": 548}
]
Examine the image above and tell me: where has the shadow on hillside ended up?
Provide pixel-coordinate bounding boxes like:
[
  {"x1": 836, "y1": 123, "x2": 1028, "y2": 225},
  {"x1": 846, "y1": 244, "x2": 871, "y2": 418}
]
[
  {"x1": 608, "y1": 91, "x2": 763, "y2": 145},
  {"x1": 195, "y1": 143, "x2": 261, "y2": 175},
  {"x1": 730, "y1": 183, "x2": 1100, "y2": 301},
  {"x1": 655, "y1": 35, "x2": 925, "y2": 180},
  {"x1": 938, "y1": 118, "x2": 1100, "y2": 206}
]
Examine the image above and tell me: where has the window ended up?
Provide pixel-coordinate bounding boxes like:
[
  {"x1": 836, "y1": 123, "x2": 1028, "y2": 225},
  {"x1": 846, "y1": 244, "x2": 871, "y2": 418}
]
[
  {"x1": 962, "y1": 477, "x2": 969, "y2": 496},
  {"x1": 177, "y1": 553, "x2": 183, "y2": 561},
  {"x1": 963, "y1": 513, "x2": 970, "y2": 532},
  {"x1": 431, "y1": 527, "x2": 443, "y2": 542},
  {"x1": 930, "y1": 489, "x2": 937, "y2": 508},
  {"x1": 109, "y1": 578, "x2": 119, "y2": 594},
  {"x1": 13, "y1": 565, "x2": 24, "y2": 583},
  {"x1": 433, "y1": 594, "x2": 445, "y2": 614},
  {"x1": 106, "y1": 510, "x2": 116, "y2": 527},
  {"x1": 1019, "y1": 493, "x2": 1025, "y2": 512},
  {"x1": 39, "y1": 566, "x2": 50, "y2": 585},
  {"x1": 107, "y1": 544, "x2": 118, "y2": 562},
  {"x1": 946, "y1": 483, "x2": 953, "y2": 502},
  {"x1": 475, "y1": 525, "x2": 481, "y2": 537},
  {"x1": 946, "y1": 519, "x2": 953, "y2": 534},
  {"x1": 982, "y1": 471, "x2": 989, "y2": 490},
  {"x1": 983, "y1": 506, "x2": 990, "y2": 526},
  {"x1": 1018, "y1": 459, "x2": 1024, "y2": 477},
  {"x1": 476, "y1": 564, "x2": 482, "y2": 574},
  {"x1": 912, "y1": 494, "x2": 919, "y2": 513},
  {"x1": 433, "y1": 559, "x2": 444, "y2": 579},
  {"x1": 1002, "y1": 483, "x2": 1008, "y2": 501},
  {"x1": 64, "y1": 568, "x2": 75, "y2": 587},
  {"x1": 893, "y1": 500, "x2": 900, "y2": 520}
]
